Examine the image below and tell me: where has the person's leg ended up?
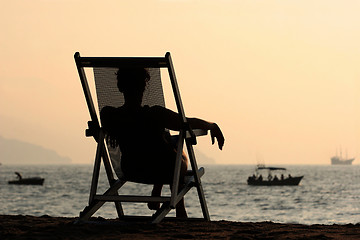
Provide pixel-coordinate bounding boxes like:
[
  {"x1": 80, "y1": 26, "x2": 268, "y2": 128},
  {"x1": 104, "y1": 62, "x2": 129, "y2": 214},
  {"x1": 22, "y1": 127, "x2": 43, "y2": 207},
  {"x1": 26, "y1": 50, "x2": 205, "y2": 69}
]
[
  {"x1": 175, "y1": 198, "x2": 187, "y2": 218},
  {"x1": 148, "y1": 184, "x2": 163, "y2": 210},
  {"x1": 148, "y1": 152, "x2": 187, "y2": 212}
]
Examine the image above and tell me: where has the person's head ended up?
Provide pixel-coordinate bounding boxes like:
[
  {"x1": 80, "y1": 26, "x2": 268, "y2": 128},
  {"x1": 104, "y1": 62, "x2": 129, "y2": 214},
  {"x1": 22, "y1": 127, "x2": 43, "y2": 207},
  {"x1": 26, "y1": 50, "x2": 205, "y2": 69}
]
[{"x1": 116, "y1": 67, "x2": 150, "y2": 95}]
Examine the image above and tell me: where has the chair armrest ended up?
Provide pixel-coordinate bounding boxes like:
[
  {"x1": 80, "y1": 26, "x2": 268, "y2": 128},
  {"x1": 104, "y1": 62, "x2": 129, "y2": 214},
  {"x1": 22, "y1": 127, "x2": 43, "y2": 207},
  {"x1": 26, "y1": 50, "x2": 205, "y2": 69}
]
[
  {"x1": 85, "y1": 121, "x2": 100, "y2": 141},
  {"x1": 187, "y1": 129, "x2": 208, "y2": 138},
  {"x1": 169, "y1": 129, "x2": 208, "y2": 139}
]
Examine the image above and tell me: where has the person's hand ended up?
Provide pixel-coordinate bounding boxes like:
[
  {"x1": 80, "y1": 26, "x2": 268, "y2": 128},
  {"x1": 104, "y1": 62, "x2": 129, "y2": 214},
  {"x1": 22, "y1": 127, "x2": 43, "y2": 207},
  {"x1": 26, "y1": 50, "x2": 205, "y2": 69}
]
[
  {"x1": 106, "y1": 134, "x2": 118, "y2": 148},
  {"x1": 210, "y1": 123, "x2": 225, "y2": 150}
]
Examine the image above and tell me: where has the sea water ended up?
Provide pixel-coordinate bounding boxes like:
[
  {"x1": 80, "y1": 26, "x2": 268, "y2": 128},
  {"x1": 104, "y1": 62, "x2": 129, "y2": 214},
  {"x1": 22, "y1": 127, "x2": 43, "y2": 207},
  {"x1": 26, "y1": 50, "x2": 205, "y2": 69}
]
[{"x1": 0, "y1": 164, "x2": 359, "y2": 225}]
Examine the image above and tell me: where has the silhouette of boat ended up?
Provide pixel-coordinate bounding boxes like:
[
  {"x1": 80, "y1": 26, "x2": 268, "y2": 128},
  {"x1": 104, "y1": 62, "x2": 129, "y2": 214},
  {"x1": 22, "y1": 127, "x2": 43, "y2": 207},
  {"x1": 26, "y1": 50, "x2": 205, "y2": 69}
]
[
  {"x1": 331, "y1": 156, "x2": 355, "y2": 165},
  {"x1": 331, "y1": 148, "x2": 355, "y2": 165},
  {"x1": 8, "y1": 172, "x2": 44, "y2": 185},
  {"x1": 247, "y1": 165, "x2": 303, "y2": 186}
]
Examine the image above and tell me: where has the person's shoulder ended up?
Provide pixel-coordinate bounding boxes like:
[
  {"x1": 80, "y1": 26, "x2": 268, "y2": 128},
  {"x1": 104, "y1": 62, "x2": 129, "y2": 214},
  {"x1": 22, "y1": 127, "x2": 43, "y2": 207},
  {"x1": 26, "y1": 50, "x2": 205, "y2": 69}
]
[
  {"x1": 100, "y1": 106, "x2": 124, "y2": 118},
  {"x1": 148, "y1": 105, "x2": 169, "y2": 115},
  {"x1": 149, "y1": 105, "x2": 166, "y2": 111},
  {"x1": 101, "y1": 106, "x2": 116, "y2": 115}
]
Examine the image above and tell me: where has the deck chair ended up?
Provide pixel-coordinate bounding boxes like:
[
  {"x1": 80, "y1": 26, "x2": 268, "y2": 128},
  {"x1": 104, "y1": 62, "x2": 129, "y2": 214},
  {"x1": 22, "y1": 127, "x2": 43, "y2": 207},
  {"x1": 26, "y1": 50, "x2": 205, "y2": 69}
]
[{"x1": 74, "y1": 52, "x2": 210, "y2": 223}]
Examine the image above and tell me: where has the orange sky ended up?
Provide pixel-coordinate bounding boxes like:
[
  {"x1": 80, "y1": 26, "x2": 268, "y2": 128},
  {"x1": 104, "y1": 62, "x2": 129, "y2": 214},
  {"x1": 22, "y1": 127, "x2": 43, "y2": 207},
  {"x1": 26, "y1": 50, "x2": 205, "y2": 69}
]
[{"x1": 0, "y1": 0, "x2": 359, "y2": 165}]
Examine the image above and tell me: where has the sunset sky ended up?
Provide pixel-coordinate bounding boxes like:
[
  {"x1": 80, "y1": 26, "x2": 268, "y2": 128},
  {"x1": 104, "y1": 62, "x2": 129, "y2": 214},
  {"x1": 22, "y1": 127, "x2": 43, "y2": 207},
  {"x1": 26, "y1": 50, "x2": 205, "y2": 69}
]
[{"x1": 1, "y1": 0, "x2": 359, "y2": 165}]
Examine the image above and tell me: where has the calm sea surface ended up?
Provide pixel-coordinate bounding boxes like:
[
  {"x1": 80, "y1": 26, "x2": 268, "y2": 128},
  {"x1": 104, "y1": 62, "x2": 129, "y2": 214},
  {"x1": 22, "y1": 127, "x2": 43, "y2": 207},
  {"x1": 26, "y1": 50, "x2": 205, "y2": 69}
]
[{"x1": 0, "y1": 164, "x2": 359, "y2": 225}]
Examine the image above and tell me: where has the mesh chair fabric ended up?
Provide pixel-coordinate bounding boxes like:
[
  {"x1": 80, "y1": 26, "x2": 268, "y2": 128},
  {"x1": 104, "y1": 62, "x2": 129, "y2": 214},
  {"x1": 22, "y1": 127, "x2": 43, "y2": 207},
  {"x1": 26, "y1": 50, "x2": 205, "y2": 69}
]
[{"x1": 94, "y1": 67, "x2": 165, "y2": 110}]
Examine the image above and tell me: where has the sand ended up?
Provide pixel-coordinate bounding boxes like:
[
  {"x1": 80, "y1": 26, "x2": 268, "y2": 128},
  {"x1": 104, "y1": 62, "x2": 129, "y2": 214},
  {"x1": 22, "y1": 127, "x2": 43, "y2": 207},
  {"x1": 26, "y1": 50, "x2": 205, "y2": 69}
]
[{"x1": 0, "y1": 215, "x2": 359, "y2": 240}]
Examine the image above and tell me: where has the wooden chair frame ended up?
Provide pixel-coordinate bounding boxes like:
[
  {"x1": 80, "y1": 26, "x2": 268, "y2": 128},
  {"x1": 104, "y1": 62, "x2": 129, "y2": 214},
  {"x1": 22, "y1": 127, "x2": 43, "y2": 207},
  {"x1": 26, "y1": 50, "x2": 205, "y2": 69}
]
[{"x1": 74, "y1": 52, "x2": 210, "y2": 223}]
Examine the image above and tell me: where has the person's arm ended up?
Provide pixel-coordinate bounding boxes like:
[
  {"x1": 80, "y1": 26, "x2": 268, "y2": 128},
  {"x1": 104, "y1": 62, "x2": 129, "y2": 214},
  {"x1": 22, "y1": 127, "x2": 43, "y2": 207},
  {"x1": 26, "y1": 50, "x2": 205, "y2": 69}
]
[
  {"x1": 100, "y1": 106, "x2": 115, "y2": 130},
  {"x1": 152, "y1": 106, "x2": 225, "y2": 150},
  {"x1": 187, "y1": 118, "x2": 225, "y2": 150},
  {"x1": 100, "y1": 106, "x2": 118, "y2": 148}
]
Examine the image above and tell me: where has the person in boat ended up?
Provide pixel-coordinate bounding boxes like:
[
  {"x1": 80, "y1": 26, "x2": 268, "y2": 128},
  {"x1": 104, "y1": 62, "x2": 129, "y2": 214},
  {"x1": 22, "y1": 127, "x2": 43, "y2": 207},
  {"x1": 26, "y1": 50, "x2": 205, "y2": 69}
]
[
  {"x1": 288, "y1": 174, "x2": 292, "y2": 179},
  {"x1": 268, "y1": 173, "x2": 272, "y2": 181},
  {"x1": 273, "y1": 175, "x2": 279, "y2": 181},
  {"x1": 15, "y1": 172, "x2": 22, "y2": 180},
  {"x1": 281, "y1": 174, "x2": 284, "y2": 180},
  {"x1": 258, "y1": 174, "x2": 263, "y2": 181},
  {"x1": 248, "y1": 174, "x2": 256, "y2": 181},
  {"x1": 100, "y1": 67, "x2": 225, "y2": 218}
]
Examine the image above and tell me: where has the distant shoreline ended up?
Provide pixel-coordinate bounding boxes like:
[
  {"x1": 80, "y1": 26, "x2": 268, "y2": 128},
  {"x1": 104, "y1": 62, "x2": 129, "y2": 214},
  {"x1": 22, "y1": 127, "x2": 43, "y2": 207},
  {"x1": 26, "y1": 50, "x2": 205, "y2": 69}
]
[{"x1": 0, "y1": 215, "x2": 359, "y2": 240}]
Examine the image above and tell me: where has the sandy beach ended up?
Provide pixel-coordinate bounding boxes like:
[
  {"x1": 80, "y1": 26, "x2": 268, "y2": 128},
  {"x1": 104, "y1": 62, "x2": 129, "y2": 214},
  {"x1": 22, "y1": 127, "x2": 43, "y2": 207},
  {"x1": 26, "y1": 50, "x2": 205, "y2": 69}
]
[{"x1": 0, "y1": 215, "x2": 359, "y2": 240}]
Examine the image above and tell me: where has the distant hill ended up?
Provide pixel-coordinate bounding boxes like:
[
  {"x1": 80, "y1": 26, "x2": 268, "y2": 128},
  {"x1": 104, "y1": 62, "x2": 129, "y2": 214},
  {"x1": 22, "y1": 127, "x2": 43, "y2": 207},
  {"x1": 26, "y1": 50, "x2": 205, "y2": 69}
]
[
  {"x1": 194, "y1": 149, "x2": 216, "y2": 164},
  {"x1": 0, "y1": 136, "x2": 71, "y2": 164}
]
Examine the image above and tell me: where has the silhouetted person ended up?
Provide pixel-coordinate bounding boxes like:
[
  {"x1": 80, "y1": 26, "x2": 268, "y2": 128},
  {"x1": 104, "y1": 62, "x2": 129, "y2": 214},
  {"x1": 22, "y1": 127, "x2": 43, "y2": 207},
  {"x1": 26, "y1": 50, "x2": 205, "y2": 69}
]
[
  {"x1": 288, "y1": 174, "x2": 292, "y2": 179},
  {"x1": 273, "y1": 175, "x2": 278, "y2": 181},
  {"x1": 258, "y1": 174, "x2": 263, "y2": 181},
  {"x1": 281, "y1": 174, "x2": 284, "y2": 180},
  {"x1": 268, "y1": 174, "x2": 272, "y2": 181},
  {"x1": 100, "y1": 67, "x2": 224, "y2": 218},
  {"x1": 15, "y1": 172, "x2": 22, "y2": 180}
]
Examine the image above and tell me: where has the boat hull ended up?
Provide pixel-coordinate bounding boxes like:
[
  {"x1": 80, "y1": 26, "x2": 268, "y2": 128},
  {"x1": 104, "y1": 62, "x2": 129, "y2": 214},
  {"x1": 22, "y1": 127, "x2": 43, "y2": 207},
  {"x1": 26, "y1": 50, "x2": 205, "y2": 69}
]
[
  {"x1": 247, "y1": 176, "x2": 303, "y2": 186},
  {"x1": 331, "y1": 157, "x2": 354, "y2": 165},
  {"x1": 8, "y1": 178, "x2": 45, "y2": 185}
]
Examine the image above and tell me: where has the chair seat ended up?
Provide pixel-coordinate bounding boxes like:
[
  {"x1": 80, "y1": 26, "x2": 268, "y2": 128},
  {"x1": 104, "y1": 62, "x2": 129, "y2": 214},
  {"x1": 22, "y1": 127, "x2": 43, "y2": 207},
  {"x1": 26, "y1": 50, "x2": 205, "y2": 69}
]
[
  {"x1": 121, "y1": 167, "x2": 205, "y2": 185},
  {"x1": 94, "y1": 195, "x2": 171, "y2": 203}
]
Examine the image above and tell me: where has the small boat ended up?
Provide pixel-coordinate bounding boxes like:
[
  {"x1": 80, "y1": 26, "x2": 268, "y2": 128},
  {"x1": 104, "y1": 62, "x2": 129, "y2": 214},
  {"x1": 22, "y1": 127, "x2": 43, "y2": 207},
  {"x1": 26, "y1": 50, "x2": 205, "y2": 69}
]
[
  {"x1": 8, "y1": 172, "x2": 45, "y2": 185},
  {"x1": 247, "y1": 165, "x2": 303, "y2": 186}
]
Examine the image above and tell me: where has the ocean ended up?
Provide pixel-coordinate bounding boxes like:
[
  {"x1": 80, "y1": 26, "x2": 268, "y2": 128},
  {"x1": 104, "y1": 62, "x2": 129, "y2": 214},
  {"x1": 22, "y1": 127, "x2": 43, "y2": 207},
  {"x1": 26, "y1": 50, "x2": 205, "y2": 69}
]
[{"x1": 0, "y1": 164, "x2": 359, "y2": 225}]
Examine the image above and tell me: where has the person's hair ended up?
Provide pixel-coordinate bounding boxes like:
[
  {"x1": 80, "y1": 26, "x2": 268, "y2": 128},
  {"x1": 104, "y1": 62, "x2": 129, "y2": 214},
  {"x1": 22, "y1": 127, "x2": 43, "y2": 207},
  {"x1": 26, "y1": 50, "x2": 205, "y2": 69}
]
[{"x1": 116, "y1": 68, "x2": 150, "y2": 93}]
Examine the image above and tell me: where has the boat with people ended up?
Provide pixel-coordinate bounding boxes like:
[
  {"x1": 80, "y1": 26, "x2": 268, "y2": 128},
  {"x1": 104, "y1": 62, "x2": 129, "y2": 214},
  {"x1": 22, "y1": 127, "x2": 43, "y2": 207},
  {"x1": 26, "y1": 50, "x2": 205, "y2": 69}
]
[
  {"x1": 8, "y1": 172, "x2": 45, "y2": 185},
  {"x1": 247, "y1": 165, "x2": 303, "y2": 186}
]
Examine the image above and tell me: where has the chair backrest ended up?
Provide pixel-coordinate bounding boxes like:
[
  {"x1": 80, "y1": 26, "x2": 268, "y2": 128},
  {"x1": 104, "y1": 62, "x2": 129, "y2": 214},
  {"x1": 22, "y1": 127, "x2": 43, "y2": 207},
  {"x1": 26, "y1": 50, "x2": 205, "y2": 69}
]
[
  {"x1": 94, "y1": 67, "x2": 165, "y2": 110},
  {"x1": 93, "y1": 67, "x2": 165, "y2": 178}
]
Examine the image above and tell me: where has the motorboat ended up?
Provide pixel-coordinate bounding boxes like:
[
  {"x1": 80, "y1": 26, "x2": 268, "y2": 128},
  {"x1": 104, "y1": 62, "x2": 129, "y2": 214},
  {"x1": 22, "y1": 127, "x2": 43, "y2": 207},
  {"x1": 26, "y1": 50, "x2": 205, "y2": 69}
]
[
  {"x1": 8, "y1": 172, "x2": 45, "y2": 185},
  {"x1": 247, "y1": 165, "x2": 303, "y2": 186}
]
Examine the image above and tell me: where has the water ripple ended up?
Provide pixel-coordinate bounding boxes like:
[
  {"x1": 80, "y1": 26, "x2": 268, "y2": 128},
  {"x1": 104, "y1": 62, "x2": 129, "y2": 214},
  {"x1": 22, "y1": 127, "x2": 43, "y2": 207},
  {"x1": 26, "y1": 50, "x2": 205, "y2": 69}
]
[{"x1": 0, "y1": 164, "x2": 359, "y2": 224}]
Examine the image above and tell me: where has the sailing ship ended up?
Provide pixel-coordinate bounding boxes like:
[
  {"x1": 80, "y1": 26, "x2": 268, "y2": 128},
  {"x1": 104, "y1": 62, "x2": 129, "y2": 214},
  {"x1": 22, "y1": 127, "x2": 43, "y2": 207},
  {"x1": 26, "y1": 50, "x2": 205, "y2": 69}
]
[
  {"x1": 331, "y1": 156, "x2": 355, "y2": 165},
  {"x1": 331, "y1": 148, "x2": 355, "y2": 165}
]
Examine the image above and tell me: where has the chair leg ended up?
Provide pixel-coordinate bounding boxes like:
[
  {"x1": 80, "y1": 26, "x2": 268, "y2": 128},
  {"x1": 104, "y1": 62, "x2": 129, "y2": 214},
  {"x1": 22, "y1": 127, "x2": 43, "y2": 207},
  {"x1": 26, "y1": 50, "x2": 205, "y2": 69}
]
[
  {"x1": 88, "y1": 136, "x2": 103, "y2": 204},
  {"x1": 195, "y1": 183, "x2": 210, "y2": 220},
  {"x1": 101, "y1": 145, "x2": 124, "y2": 217},
  {"x1": 79, "y1": 179, "x2": 126, "y2": 221},
  {"x1": 170, "y1": 131, "x2": 185, "y2": 208},
  {"x1": 151, "y1": 202, "x2": 172, "y2": 224},
  {"x1": 186, "y1": 141, "x2": 210, "y2": 221}
]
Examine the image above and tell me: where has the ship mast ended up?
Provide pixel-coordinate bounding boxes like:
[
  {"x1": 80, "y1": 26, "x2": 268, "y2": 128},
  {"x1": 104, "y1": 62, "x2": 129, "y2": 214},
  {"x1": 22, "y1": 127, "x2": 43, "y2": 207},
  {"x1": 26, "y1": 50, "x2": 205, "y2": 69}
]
[{"x1": 340, "y1": 145, "x2": 342, "y2": 160}]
